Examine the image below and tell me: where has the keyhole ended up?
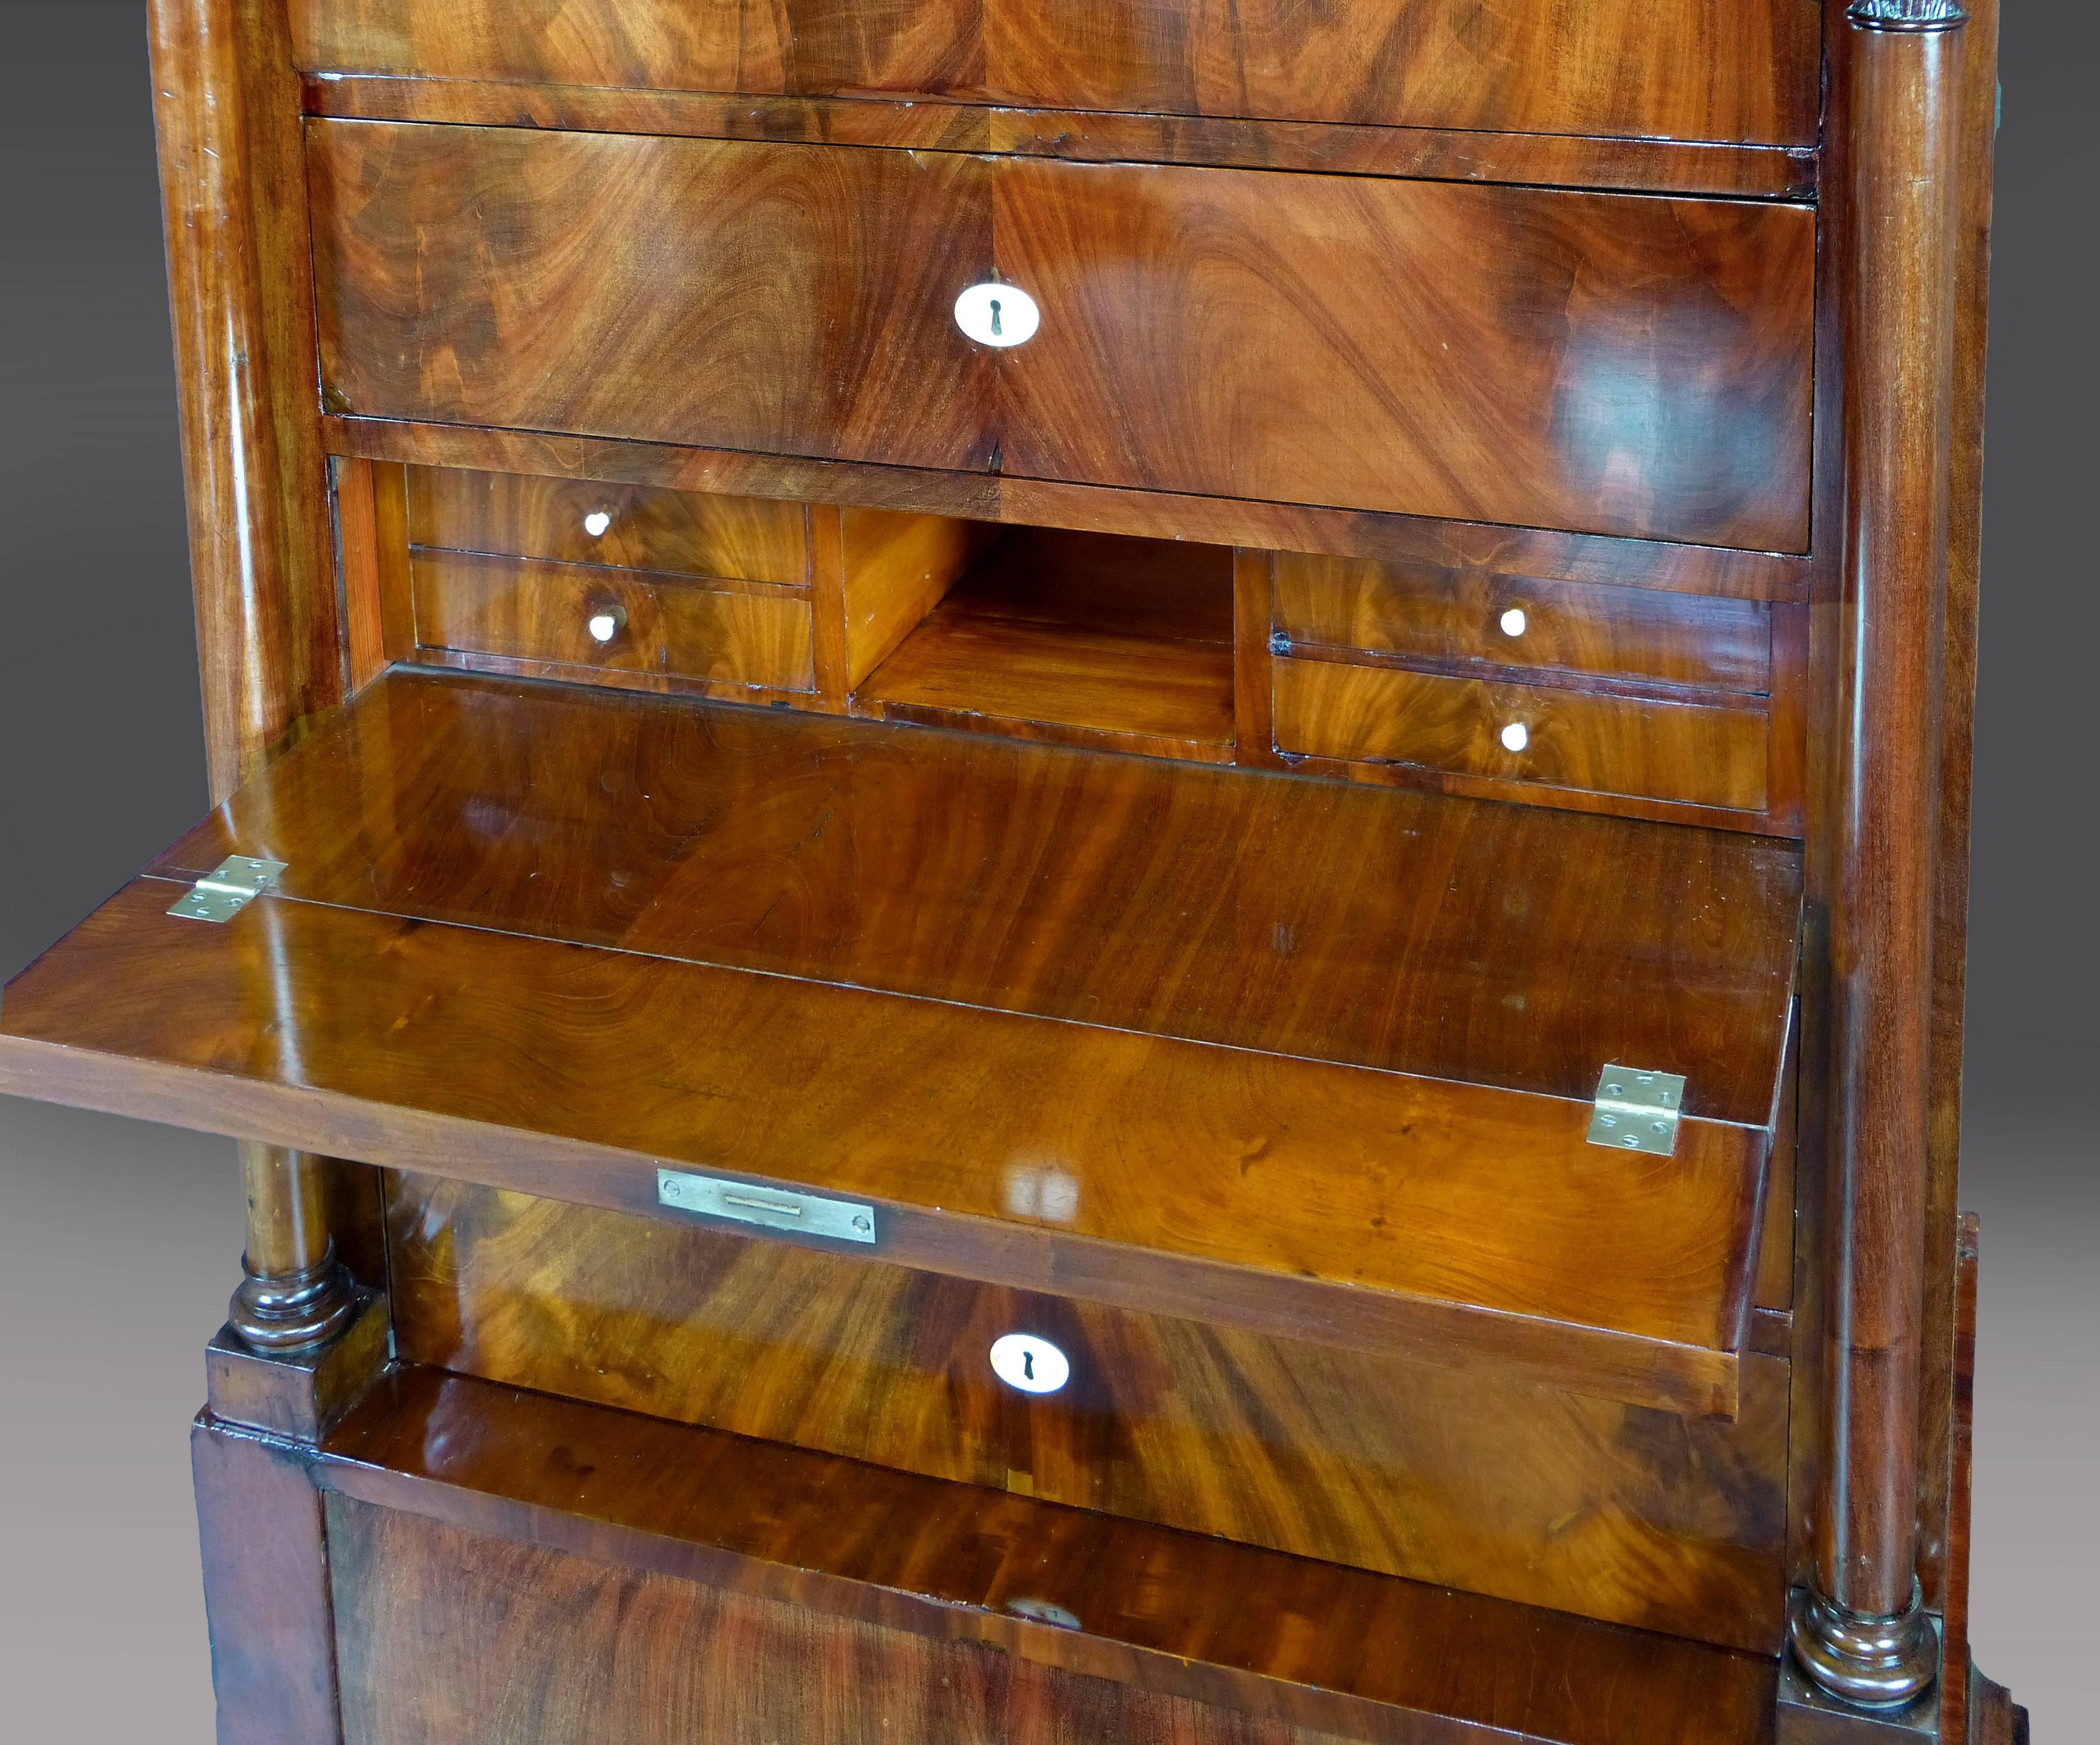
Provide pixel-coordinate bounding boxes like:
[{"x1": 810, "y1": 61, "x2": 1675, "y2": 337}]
[
  {"x1": 989, "y1": 299, "x2": 1004, "y2": 338},
  {"x1": 1022, "y1": 1350, "x2": 1035, "y2": 1381}
]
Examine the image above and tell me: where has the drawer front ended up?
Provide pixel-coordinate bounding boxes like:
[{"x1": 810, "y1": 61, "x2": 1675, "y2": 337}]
[
  {"x1": 311, "y1": 122, "x2": 995, "y2": 472},
  {"x1": 386, "y1": 1175, "x2": 1790, "y2": 1653},
  {"x1": 409, "y1": 466, "x2": 808, "y2": 586},
  {"x1": 314, "y1": 127, "x2": 1815, "y2": 552},
  {"x1": 1274, "y1": 555, "x2": 1773, "y2": 693},
  {"x1": 412, "y1": 550, "x2": 815, "y2": 691},
  {"x1": 1274, "y1": 658, "x2": 1770, "y2": 812},
  {"x1": 997, "y1": 161, "x2": 1813, "y2": 550},
  {"x1": 291, "y1": 0, "x2": 1819, "y2": 146}
]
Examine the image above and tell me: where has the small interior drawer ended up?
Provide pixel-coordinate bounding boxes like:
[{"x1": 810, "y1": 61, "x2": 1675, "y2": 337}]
[
  {"x1": 412, "y1": 549, "x2": 814, "y2": 692},
  {"x1": 1274, "y1": 658, "x2": 1770, "y2": 812},
  {"x1": 1274, "y1": 556, "x2": 1772, "y2": 694},
  {"x1": 408, "y1": 465, "x2": 808, "y2": 586}
]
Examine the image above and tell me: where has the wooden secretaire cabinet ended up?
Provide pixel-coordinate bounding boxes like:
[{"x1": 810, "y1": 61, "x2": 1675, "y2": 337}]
[{"x1": 0, "y1": 1, "x2": 2029, "y2": 1740}]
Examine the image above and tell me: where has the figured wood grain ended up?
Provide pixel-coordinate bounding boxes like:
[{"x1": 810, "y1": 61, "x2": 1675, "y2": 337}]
[
  {"x1": 1, "y1": 878, "x2": 1768, "y2": 1416},
  {"x1": 388, "y1": 1174, "x2": 1791, "y2": 1649},
  {"x1": 333, "y1": 1495, "x2": 1377, "y2": 1745},
  {"x1": 149, "y1": 671, "x2": 1803, "y2": 1123},
  {"x1": 310, "y1": 124, "x2": 1814, "y2": 552},
  {"x1": 323, "y1": 416, "x2": 1815, "y2": 602},
  {"x1": 289, "y1": 0, "x2": 1819, "y2": 146},
  {"x1": 1275, "y1": 659, "x2": 1772, "y2": 813},
  {"x1": 408, "y1": 466, "x2": 809, "y2": 585},
  {"x1": 332, "y1": 458, "x2": 385, "y2": 690},
  {"x1": 315, "y1": 1367, "x2": 1782, "y2": 1744},
  {"x1": 995, "y1": 160, "x2": 1815, "y2": 550},
  {"x1": 310, "y1": 122, "x2": 995, "y2": 472},
  {"x1": 1275, "y1": 555, "x2": 1773, "y2": 694},
  {"x1": 409, "y1": 551, "x2": 815, "y2": 692},
  {"x1": 299, "y1": 74, "x2": 1818, "y2": 201}
]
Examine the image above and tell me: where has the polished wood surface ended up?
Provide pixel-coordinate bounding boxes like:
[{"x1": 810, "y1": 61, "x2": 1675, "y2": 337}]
[
  {"x1": 288, "y1": 0, "x2": 1819, "y2": 146},
  {"x1": 310, "y1": 123, "x2": 995, "y2": 472},
  {"x1": 1797, "y1": 9, "x2": 1968, "y2": 1700},
  {"x1": 192, "y1": 1420, "x2": 339, "y2": 1745},
  {"x1": 317, "y1": 1365, "x2": 1782, "y2": 1744},
  {"x1": 1275, "y1": 658, "x2": 1772, "y2": 814},
  {"x1": 1274, "y1": 556, "x2": 1774, "y2": 694},
  {"x1": 408, "y1": 465, "x2": 810, "y2": 585},
  {"x1": 858, "y1": 528, "x2": 1237, "y2": 761},
  {"x1": 325, "y1": 415, "x2": 1815, "y2": 601},
  {"x1": 146, "y1": 672, "x2": 1801, "y2": 1119},
  {"x1": 309, "y1": 121, "x2": 1814, "y2": 549},
  {"x1": 409, "y1": 552, "x2": 816, "y2": 694},
  {"x1": 389, "y1": 1173, "x2": 1790, "y2": 1649},
  {"x1": 302, "y1": 73, "x2": 1820, "y2": 200},
  {"x1": 993, "y1": 161, "x2": 1812, "y2": 549},
  {"x1": 152, "y1": 0, "x2": 342, "y2": 799},
  {"x1": 0, "y1": 874, "x2": 1765, "y2": 1417},
  {"x1": 333, "y1": 1495, "x2": 1372, "y2": 1745},
  {"x1": 206, "y1": 1298, "x2": 390, "y2": 1444}
]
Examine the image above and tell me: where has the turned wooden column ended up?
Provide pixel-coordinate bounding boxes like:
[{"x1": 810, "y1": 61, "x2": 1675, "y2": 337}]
[
  {"x1": 1792, "y1": 0, "x2": 1966, "y2": 1710},
  {"x1": 229, "y1": 1142, "x2": 357, "y2": 1350}
]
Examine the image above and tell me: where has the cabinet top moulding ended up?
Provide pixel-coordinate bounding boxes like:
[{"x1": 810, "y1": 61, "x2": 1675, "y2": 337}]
[{"x1": 298, "y1": 76, "x2": 1821, "y2": 202}]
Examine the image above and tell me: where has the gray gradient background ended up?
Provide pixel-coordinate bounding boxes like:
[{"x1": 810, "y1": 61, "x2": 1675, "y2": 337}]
[{"x1": 0, "y1": 0, "x2": 2091, "y2": 1735}]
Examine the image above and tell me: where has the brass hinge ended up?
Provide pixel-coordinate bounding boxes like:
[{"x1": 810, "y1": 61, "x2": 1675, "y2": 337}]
[
  {"x1": 1587, "y1": 1065, "x2": 1686, "y2": 1156},
  {"x1": 167, "y1": 856, "x2": 287, "y2": 923}
]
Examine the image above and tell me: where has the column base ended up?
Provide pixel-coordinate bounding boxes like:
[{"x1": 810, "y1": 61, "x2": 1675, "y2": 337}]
[
  {"x1": 230, "y1": 1246, "x2": 358, "y2": 1352},
  {"x1": 1788, "y1": 1583, "x2": 1940, "y2": 1710}
]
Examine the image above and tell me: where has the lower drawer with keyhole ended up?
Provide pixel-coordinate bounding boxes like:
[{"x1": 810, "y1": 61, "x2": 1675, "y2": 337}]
[
  {"x1": 411, "y1": 549, "x2": 815, "y2": 694},
  {"x1": 1272, "y1": 657, "x2": 1772, "y2": 814}
]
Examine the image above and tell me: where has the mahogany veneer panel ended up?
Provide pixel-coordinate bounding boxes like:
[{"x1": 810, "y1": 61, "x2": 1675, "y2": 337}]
[
  {"x1": 311, "y1": 123, "x2": 1814, "y2": 550},
  {"x1": 995, "y1": 161, "x2": 1814, "y2": 551},
  {"x1": 410, "y1": 552, "x2": 815, "y2": 693},
  {"x1": 314, "y1": 1367, "x2": 1780, "y2": 1745},
  {"x1": 310, "y1": 123, "x2": 995, "y2": 473},
  {"x1": 408, "y1": 466, "x2": 809, "y2": 585},
  {"x1": 1274, "y1": 555, "x2": 1774, "y2": 694},
  {"x1": 1274, "y1": 659, "x2": 1773, "y2": 812},
  {"x1": 141, "y1": 672, "x2": 1800, "y2": 1115},
  {"x1": 389, "y1": 1174, "x2": 1791, "y2": 1650},
  {"x1": 289, "y1": 0, "x2": 1819, "y2": 146}
]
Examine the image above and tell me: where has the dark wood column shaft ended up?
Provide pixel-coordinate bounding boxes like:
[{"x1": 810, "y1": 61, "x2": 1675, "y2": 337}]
[
  {"x1": 230, "y1": 1143, "x2": 356, "y2": 1351},
  {"x1": 1793, "y1": 0, "x2": 1966, "y2": 1711}
]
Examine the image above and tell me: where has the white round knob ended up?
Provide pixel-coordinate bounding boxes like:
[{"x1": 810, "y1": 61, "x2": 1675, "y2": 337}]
[
  {"x1": 989, "y1": 1333, "x2": 1070, "y2": 1395},
  {"x1": 1500, "y1": 722, "x2": 1529, "y2": 752},
  {"x1": 1499, "y1": 608, "x2": 1528, "y2": 637},
  {"x1": 583, "y1": 511, "x2": 612, "y2": 538},
  {"x1": 955, "y1": 283, "x2": 1040, "y2": 349},
  {"x1": 587, "y1": 612, "x2": 619, "y2": 644}
]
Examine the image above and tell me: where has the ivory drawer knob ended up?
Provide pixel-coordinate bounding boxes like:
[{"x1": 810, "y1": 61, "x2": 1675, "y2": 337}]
[
  {"x1": 955, "y1": 282, "x2": 1040, "y2": 349},
  {"x1": 990, "y1": 1332, "x2": 1070, "y2": 1395},
  {"x1": 583, "y1": 511, "x2": 613, "y2": 538},
  {"x1": 1499, "y1": 608, "x2": 1528, "y2": 637},
  {"x1": 587, "y1": 606, "x2": 623, "y2": 644},
  {"x1": 1500, "y1": 722, "x2": 1530, "y2": 753}
]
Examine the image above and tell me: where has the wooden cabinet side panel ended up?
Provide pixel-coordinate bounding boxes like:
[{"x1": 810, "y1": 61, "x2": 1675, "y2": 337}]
[{"x1": 327, "y1": 1493, "x2": 1358, "y2": 1745}]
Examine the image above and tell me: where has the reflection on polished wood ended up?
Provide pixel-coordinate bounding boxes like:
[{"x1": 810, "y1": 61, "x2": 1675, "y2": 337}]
[
  {"x1": 317, "y1": 1365, "x2": 1783, "y2": 1745},
  {"x1": 389, "y1": 1173, "x2": 1791, "y2": 1649},
  {"x1": 0, "y1": 874, "x2": 1765, "y2": 1417},
  {"x1": 288, "y1": 0, "x2": 1819, "y2": 146},
  {"x1": 310, "y1": 121, "x2": 1814, "y2": 549},
  {"x1": 146, "y1": 672, "x2": 1804, "y2": 1116}
]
